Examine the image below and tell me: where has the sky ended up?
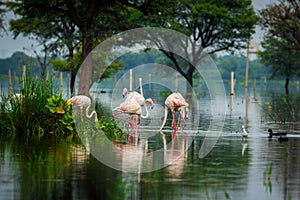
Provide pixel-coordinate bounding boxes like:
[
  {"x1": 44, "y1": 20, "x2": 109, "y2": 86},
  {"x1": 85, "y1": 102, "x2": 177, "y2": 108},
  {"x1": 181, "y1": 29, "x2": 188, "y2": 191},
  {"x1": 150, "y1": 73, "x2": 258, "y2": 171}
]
[{"x1": 0, "y1": 0, "x2": 276, "y2": 59}]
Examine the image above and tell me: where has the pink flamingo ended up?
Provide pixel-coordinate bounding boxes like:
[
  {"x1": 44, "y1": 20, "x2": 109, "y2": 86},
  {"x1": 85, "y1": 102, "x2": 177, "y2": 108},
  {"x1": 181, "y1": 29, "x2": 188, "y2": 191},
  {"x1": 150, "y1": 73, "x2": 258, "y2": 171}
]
[
  {"x1": 121, "y1": 78, "x2": 154, "y2": 126},
  {"x1": 112, "y1": 97, "x2": 154, "y2": 130},
  {"x1": 160, "y1": 92, "x2": 189, "y2": 131},
  {"x1": 67, "y1": 95, "x2": 98, "y2": 122}
]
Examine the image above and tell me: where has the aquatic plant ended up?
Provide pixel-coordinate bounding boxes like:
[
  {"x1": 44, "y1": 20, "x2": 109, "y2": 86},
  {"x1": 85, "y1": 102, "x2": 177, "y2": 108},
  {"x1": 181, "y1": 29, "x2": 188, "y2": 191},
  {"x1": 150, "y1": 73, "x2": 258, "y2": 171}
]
[
  {"x1": 45, "y1": 94, "x2": 75, "y2": 135},
  {"x1": 262, "y1": 93, "x2": 300, "y2": 123},
  {"x1": 0, "y1": 72, "x2": 126, "y2": 140},
  {"x1": 0, "y1": 76, "x2": 75, "y2": 136},
  {"x1": 263, "y1": 163, "x2": 273, "y2": 193}
]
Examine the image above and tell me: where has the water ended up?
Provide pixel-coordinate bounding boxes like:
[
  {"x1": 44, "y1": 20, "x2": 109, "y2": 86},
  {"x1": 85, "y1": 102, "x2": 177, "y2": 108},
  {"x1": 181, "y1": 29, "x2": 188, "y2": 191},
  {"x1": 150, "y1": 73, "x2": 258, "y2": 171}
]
[{"x1": 1, "y1": 83, "x2": 300, "y2": 199}]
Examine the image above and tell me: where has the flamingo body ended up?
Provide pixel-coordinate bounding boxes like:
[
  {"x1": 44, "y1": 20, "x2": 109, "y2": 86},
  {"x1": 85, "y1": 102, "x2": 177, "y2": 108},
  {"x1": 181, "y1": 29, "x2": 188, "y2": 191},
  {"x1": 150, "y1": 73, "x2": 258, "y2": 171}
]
[
  {"x1": 160, "y1": 92, "x2": 189, "y2": 131},
  {"x1": 68, "y1": 95, "x2": 91, "y2": 108},
  {"x1": 67, "y1": 95, "x2": 98, "y2": 122},
  {"x1": 114, "y1": 98, "x2": 142, "y2": 116}
]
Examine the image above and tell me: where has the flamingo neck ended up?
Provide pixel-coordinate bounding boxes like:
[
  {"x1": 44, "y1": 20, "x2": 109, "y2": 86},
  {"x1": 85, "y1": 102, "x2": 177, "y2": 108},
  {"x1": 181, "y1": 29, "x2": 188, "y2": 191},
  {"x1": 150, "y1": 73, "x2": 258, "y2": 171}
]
[
  {"x1": 141, "y1": 101, "x2": 149, "y2": 119},
  {"x1": 159, "y1": 106, "x2": 169, "y2": 131},
  {"x1": 86, "y1": 105, "x2": 98, "y2": 121},
  {"x1": 139, "y1": 78, "x2": 144, "y2": 97}
]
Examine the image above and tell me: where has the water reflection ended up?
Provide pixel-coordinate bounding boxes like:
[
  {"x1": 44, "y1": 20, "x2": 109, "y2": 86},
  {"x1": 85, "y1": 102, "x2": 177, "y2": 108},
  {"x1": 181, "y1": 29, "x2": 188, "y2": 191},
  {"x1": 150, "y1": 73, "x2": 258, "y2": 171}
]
[
  {"x1": 2, "y1": 86, "x2": 300, "y2": 199},
  {"x1": 2, "y1": 131, "x2": 300, "y2": 199}
]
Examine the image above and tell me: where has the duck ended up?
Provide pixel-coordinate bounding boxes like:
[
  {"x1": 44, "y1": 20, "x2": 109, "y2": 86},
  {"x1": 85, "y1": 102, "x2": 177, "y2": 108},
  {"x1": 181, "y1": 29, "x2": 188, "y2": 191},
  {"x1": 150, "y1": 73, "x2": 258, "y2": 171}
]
[{"x1": 267, "y1": 129, "x2": 287, "y2": 138}]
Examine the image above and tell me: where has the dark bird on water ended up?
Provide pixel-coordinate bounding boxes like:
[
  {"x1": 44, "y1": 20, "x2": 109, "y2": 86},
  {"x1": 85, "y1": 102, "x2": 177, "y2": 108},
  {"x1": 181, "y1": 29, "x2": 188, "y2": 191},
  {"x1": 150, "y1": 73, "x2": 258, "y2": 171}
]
[
  {"x1": 268, "y1": 129, "x2": 288, "y2": 142},
  {"x1": 268, "y1": 129, "x2": 287, "y2": 138}
]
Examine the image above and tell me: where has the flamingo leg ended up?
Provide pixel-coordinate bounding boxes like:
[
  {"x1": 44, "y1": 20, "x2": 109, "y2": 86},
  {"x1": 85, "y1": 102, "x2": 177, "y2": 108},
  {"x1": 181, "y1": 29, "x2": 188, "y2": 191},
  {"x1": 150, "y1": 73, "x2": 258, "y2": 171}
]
[
  {"x1": 177, "y1": 111, "x2": 181, "y2": 127},
  {"x1": 182, "y1": 115, "x2": 187, "y2": 131},
  {"x1": 135, "y1": 127, "x2": 139, "y2": 145},
  {"x1": 171, "y1": 110, "x2": 178, "y2": 131},
  {"x1": 172, "y1": 128, "x2": 177, "y2": 139},
  {"x1": 178, "y1": 109, "x2": 187, "y2": 131},
  {"x1": 136, "y1": 115, "x2": 141, "y2": 126}
]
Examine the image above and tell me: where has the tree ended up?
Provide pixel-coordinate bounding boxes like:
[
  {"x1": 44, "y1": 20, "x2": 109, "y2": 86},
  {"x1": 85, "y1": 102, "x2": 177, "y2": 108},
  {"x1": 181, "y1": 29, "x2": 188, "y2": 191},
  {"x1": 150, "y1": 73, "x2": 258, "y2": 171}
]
[
  {"x1": 259, "y1": 0, "x2": 300, "y2": 51},
  {"x1": 8, "y1": 11, "x2": 69, "y2": 77},
  {"x1": 7, "y1": 0, "x2": 169, "y2": 96},
  {"x1": 154, "y1": 0, "x2": 259, "y2": 93},
  {"x1": 0, "y1": 1, "x2": 7, "y2": 32},
  {"x1": 259, "y1": 37, "x2": 300, "y2": 94},
  {"x1": 258, "y1": 0, "x2": 300, "y2": 94}
]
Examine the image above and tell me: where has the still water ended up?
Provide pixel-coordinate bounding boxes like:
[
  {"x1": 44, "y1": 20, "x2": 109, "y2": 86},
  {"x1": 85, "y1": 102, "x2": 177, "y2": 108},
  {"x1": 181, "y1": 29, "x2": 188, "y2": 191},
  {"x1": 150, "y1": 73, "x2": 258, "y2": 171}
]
[{"x1": 1, "y1": 83, "x2": 300, "y2": 200}]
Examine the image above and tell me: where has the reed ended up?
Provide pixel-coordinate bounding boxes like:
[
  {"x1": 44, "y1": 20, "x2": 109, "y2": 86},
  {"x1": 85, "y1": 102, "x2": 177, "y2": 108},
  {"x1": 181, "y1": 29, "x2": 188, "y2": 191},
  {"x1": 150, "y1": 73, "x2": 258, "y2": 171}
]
[
  {"x1": 0, "y1": 75, "x2": 75, "y2": 137},
  {"x1": 0, "y1": 71, "x2": 125, "y2": 140}
]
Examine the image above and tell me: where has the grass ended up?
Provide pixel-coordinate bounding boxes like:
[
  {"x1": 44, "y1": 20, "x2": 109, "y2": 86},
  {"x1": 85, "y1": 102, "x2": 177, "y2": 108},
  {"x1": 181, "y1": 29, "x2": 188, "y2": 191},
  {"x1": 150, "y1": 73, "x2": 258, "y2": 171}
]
[
  {"x1": 0, "y1": 75, "x2": 75, "y2": 136},
  {"x1": 0, "y1": 73, "x2": 126, "y2": 142}
]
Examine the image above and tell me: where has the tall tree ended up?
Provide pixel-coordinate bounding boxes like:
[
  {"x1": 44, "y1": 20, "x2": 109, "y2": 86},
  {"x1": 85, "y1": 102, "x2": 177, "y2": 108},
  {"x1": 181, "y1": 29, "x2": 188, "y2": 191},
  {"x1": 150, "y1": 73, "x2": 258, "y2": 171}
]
[
  {"x1": 259, "y1": 0, "x2": 300, "y2": 51},
  {"x1": 258, "y1": 0, "x2": 300, "y2": 94},
  {"x1": 7, "y1": 0, "x2": 166, "y2": 96},
  {"x1": 8, "y1": 7, "x2": 75, "y2": 77},
  {"x1": 154, "y1": 0, "x2": 259, "y2": 93}
]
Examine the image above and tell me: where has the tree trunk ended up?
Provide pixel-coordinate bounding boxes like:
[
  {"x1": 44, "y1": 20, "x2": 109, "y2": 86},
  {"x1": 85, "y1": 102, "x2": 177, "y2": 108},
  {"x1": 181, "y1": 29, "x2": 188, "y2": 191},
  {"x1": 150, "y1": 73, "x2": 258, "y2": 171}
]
[
  {"x1": 78, "y1": 31, "x2": 93, "y2": 96},
  {"x1": 186, "y1": 70, "x2": 193, "y2": 97},
  {"x1": 285, "y1": 76, "x2": 289, "y2": 95},
  {"x1": 70, "y1": 71, "x2": 76, "y2": 96}
]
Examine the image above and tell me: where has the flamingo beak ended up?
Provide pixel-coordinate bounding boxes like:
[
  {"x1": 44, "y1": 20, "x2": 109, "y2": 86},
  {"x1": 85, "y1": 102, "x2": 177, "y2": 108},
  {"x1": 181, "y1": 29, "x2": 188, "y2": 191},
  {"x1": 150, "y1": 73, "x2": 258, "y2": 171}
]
[
  {"x1": 151, "y1": 101, "x2": 155, "y2": 109},
  {"x1": 66, "y1": 100, "x2": 72, "y2": 107}
]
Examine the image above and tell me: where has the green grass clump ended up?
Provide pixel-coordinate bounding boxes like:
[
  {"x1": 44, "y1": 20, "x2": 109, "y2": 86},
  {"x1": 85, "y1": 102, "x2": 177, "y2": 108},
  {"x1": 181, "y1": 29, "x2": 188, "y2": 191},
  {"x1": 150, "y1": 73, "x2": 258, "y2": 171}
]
[
  {"x1": 0, "y1": 74, "x2": 126, "y2": 140},
  {"x1": 0, "y1": 76, "x2": 75, "y2": 137}
]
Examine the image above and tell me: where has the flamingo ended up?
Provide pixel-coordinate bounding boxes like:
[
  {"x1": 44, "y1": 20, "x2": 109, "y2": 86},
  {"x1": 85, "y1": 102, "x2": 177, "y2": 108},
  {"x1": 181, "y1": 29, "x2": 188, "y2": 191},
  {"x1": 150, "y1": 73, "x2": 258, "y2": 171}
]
[
  {"x1": 112, "y1": 97, "x2": 154, "y2": 130},
  {"x1": 122, "y1": 78, "x2": 154, "y2": 126},
  {"x1": 67, "y1": 95, "x2": 98, "y2": 122},
  {"x1": 160, "y1": 92, "x2": 189, "y2": 131},
  {"x1": 112, "y1": 97, "x2": 153, "y2": 143}
]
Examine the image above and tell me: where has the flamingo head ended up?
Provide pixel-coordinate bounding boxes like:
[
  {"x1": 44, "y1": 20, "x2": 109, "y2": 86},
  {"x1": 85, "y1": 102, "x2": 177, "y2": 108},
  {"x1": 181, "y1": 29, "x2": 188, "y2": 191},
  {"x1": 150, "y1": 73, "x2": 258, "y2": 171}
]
[{"x1": 146, "y1": 98, "x2": 155, "y2": 109}]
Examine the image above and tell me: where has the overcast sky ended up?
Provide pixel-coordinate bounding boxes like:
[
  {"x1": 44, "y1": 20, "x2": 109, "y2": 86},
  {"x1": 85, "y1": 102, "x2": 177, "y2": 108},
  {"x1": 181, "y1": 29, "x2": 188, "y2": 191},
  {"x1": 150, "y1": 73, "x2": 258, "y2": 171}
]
[{"x1": 0, "y1": 0, "x2": 277, "y2": 58}]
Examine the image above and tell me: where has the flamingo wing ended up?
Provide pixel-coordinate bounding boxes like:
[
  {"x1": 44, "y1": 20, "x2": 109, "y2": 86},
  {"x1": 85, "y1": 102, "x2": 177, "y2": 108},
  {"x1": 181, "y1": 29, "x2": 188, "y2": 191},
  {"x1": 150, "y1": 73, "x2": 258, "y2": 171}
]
[
  {"x1": 124, "y1": 91, "x2": 145, "y2": 106},
  {"x1": 116, "y1": 99, "x2": 142, "y2": 115}
]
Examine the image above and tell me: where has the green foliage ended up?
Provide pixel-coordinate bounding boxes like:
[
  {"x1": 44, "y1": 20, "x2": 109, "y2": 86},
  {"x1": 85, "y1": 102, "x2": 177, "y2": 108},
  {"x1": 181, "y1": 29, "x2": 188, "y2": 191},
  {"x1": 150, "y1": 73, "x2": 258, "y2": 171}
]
[
  {"x1": 45, "y1": 94, "x2": 75, "y2": 132},
  {"x1": 216, "y1": 55, "x2": 271, "y2": 81},
  {"x1": 0, "y1": 1, "x2": 6, "y2": 31},
  {"x1": 94, "y1": 103, "x2": 126, "y2": 143},
  {"x1": 263, "y1": 163, "x2": 273, "y2": 194},
  {"x1": 50, "y1": 50, "x2": 82, "y2": 73},
  {"x1": 259, "y1": 0, "x2": 300, "y2": 51},
  {"x1": 261, "y1": 93, "x2": 300, "y2": 123},
  {"x1": 0, "y1": 76, "x2": 75, "y2": 136},
  {"x1": 258, "y1": 0, "x2": 300, "y2": 92},
  {"x1": 98, "y1": 118, "x2": 126, "y2": 143},
  {"x1": 170, "y1": 0, "x2": 259, "y2": 53}
]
